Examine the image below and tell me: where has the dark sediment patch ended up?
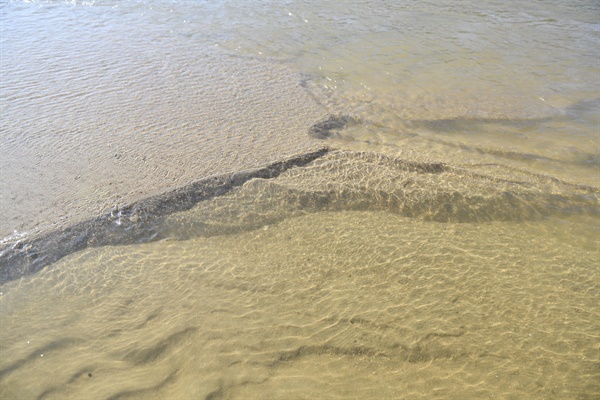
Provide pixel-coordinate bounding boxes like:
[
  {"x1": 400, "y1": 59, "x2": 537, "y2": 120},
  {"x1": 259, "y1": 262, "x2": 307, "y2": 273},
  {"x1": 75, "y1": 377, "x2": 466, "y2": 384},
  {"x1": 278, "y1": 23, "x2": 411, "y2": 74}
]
[
  {"x1": 309, "y1": 115, "x2": 357, "y2": 139},
  {"x1": 0, "y1": 148, "x2": 330, "y2": 285},
  {"x1": 1, "y1": 147, "x2": 598, "y2": 285}
]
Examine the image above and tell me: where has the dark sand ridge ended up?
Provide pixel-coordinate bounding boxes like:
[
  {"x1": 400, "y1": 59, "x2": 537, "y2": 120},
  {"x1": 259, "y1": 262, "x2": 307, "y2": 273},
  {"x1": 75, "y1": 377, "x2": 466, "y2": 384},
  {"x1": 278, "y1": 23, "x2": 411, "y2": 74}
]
[
  {"x1": 0, "y1": 149, "x2": 329, "y2": 284},
  {"x1": 2, "y1": 147, "x2": 598, "y2": 284}
]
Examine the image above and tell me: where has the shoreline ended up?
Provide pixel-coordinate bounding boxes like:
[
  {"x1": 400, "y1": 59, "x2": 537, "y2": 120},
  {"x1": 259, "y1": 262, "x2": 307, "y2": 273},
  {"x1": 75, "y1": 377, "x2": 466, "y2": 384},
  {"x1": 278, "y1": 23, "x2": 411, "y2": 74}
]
[
  {"x1": 1, "y1": 36, "x2": 330, "y2": 240},
  {"x1": 0, "y1": 148, "x2": 330, "y2": 284},
  {"x1": 3, "y1": 145, "x2": 598, "y2": 285}
]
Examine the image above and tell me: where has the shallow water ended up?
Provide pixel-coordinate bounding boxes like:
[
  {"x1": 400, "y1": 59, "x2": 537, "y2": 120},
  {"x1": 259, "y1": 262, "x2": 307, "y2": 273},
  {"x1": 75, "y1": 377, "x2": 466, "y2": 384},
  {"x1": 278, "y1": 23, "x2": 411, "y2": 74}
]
[
  {"x1": 1, "y1": 0, "x2": 599, "y2": 399},
  {"x1": 1, "y1": 210, "x2": 598, "y2": 399},
  {"x1": 0, "y1": 0, "x2": 328, "y2": 237}
]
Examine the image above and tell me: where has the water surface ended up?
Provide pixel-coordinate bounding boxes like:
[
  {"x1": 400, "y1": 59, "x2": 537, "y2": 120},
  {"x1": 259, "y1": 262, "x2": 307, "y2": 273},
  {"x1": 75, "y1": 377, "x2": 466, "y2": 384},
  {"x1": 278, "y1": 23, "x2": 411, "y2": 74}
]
[{"x1": 1, "y1": 0, "x2": 599, "y2": 399}]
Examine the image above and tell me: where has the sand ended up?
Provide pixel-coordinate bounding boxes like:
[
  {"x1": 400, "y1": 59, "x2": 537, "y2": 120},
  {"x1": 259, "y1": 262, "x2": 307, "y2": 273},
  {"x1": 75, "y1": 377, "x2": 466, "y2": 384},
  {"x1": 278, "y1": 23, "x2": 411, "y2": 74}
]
[{"x1": 0, "y1": 46, "x2": 329, "y2": 239}]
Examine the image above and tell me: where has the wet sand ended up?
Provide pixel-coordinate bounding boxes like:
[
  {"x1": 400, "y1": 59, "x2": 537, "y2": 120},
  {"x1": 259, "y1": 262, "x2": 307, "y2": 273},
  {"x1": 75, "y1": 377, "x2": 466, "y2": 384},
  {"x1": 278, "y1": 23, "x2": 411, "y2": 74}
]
[{"x1": 1, "y1": 34, "x2": 328, "y2": 239}]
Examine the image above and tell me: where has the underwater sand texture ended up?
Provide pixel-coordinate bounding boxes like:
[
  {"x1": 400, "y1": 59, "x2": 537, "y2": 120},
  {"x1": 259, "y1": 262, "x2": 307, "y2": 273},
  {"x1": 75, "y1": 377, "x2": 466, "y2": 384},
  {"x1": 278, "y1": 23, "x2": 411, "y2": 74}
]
[
  {"x1": 1, "y1": 2, "x2": 599, "y2": 399},
  {"x1": 0, "y1": 211, "x2": 598, "y2": 399},
  {"x1": 1, "y1": 149, "x2": 598, "y2": 398},
  {"x1": 3, "y1": 149, "x2": 597, "y2": 284}
]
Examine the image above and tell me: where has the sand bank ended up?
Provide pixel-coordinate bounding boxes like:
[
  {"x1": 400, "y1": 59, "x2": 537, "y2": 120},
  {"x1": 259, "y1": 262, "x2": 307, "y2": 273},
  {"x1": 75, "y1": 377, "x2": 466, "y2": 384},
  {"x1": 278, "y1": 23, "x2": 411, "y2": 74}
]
[{"x1": 1, "y1": 46, "x2": 329, "y2": 239}]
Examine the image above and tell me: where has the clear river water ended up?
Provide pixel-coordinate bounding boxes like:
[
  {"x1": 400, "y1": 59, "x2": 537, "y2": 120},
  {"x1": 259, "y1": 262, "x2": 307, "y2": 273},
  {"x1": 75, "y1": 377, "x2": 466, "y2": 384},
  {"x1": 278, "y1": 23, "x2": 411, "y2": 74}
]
[{"x1": 1, "y1": 1, "x2": 599, "y2": 399}]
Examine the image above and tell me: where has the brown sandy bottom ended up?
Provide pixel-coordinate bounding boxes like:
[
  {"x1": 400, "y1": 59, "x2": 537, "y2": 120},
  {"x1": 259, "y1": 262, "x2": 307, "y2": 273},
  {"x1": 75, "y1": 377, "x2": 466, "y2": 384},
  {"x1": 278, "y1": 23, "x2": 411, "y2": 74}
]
[
  {"x1": 1, "y1": 3, "x2": 598, "y2": 398},
  {"x1": 0, "y1": 209, "x2": 598, "y2": 400}
]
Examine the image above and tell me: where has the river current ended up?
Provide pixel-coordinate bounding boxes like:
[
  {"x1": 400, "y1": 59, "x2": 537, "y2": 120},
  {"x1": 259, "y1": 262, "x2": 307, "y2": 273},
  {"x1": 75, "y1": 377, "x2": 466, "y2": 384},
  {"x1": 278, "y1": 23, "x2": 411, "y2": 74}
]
[{"x1": 1, "y1": 1, "x2": 599, "y2": 399}]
